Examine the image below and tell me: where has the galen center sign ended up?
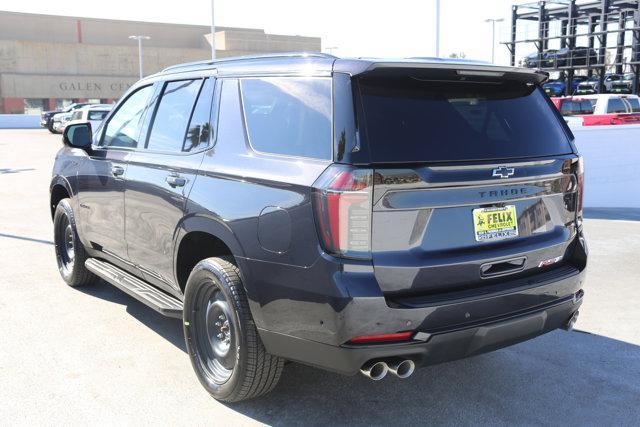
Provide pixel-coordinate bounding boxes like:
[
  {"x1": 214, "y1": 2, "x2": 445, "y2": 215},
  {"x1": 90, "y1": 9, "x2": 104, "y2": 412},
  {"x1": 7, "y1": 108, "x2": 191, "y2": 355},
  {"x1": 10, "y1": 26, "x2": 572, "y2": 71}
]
[
  {"x1": 58, "y1": 81, "x2": 133, "y2": 94},
  {"x1": 0, "y1": 74, "x2": 137, "y2": 99}
]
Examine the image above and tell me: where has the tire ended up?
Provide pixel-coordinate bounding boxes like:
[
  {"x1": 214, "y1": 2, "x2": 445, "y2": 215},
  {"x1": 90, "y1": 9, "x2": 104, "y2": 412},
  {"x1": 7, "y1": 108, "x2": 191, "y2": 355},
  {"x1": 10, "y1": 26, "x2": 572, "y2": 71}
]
[
  {"x1": 47, "y1": 122, "x2": 56, "y2": 133},
  {"x1": 53, "y1": 198, "x2": 98, "y2": 287},
  {"x1": 183, "y1": 257, "x2": 284, "y2": 402}
]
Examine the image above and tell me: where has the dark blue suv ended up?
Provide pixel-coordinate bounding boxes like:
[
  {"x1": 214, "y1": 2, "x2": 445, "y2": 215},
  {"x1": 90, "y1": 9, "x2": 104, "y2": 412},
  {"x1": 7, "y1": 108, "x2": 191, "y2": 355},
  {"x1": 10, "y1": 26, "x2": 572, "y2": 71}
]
[{"x1": 51, "y1": 54, "x2": 587, "y2": 402}]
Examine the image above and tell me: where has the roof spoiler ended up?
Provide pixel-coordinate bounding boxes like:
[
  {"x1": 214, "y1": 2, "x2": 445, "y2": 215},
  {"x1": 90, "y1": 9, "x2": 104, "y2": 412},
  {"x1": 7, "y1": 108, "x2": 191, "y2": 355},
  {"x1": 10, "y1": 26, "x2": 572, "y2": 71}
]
[{"x1": 334, "y1": 60, "x2": 549, "y2": 84}]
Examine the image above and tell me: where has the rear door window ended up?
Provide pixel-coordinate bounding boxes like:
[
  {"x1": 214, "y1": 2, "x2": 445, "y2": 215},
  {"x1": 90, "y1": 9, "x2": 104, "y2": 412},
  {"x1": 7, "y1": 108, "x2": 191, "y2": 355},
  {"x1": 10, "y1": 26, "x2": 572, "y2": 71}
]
[
  {"x1": 146, "y1": 79, "x2": 203, "y2": 152},
  {"x1": 357, "y1": 77, "x2": 572, "y2": 163},
  {"x1": 240, "y1": 77, "x2": 331, "y2": 160},
  {"x1": 183, "y1": 78, "x2": 215, "y2": 152}
]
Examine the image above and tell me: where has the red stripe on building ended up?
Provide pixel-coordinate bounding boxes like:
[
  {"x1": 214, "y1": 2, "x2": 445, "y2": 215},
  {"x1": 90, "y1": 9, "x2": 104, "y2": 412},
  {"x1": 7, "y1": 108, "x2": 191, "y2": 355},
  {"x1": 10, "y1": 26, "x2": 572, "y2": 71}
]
[{"x1": 76, "y1": 19, "x2": 82, "y2": 43}]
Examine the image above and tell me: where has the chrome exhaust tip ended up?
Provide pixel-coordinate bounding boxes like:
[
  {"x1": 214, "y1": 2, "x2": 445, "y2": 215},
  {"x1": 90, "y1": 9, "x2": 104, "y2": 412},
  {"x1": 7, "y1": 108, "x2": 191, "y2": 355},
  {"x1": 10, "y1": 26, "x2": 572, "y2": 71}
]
[
  {"x1": 387, "y1": 358, "x2": 415, "y2": 379},
  {"x1": 563, "y1": 310, "x2": 579, "y2": 331},
  {"x1": 360, "y1": 360, "x2": 388, "y2": 381}
]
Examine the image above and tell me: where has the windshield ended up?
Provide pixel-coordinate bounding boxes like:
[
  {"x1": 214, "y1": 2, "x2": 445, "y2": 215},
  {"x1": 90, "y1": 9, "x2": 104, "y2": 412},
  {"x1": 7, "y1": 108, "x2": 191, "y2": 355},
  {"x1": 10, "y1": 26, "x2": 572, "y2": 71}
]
[{"x1": 357, "y1": 76, "x2": 572, "y2": 163}]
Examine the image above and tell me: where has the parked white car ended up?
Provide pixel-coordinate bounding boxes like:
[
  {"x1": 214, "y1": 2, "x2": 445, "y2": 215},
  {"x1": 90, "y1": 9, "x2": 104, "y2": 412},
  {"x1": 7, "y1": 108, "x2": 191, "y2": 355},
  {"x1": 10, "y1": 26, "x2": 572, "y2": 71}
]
[
  {"x1": 59, "y1": 104, "x2": 112, "y2": 134},
  {"x1": 51, "y1": 111, "x2": 74, "y2": 134},
  {"x1": 578, "y1": 94, "x2": 640, "y2": 114}
]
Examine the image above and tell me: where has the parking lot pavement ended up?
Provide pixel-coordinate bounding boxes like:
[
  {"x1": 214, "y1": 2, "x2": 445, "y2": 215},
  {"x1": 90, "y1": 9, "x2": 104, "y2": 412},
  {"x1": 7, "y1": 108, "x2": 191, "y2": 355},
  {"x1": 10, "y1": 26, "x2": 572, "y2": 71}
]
[{"x1": 0, "y1": 129, "x2": 639, "y2": 425}]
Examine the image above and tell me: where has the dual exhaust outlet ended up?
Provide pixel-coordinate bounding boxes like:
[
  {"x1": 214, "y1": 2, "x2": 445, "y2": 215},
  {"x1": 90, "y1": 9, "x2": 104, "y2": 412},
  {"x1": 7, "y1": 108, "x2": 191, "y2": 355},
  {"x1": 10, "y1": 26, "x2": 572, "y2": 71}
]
[{"x1": 360, "y1": 358, "x2": 415, "y2": 380}]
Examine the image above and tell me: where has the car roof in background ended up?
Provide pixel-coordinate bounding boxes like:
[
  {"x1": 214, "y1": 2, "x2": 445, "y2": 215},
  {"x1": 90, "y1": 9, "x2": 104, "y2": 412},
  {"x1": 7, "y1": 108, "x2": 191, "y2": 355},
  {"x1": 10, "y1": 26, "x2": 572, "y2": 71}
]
[
  {"x1": 79, "y1": 104, "x2": 113, "y2": 110},
  {"x1": 577, "y1": 94, "x2": 639, "y2": 100}
]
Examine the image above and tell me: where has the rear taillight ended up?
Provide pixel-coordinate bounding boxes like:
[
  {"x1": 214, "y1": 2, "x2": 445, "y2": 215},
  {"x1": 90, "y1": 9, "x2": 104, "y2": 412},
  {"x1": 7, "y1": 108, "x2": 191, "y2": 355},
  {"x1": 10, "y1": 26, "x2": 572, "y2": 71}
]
[
  {"x1": 312, "y1": 165, "x2": 373, "y2": 259},
  {"x1": 575, "y1": 156, "x2": 584, "y2": 223}
]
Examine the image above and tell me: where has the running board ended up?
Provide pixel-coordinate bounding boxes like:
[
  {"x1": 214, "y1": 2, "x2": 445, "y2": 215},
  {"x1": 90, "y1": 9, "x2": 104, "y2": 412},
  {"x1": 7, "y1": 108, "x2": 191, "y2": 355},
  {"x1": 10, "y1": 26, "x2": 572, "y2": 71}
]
[{"x1": 85, "y1": 258, "x2": 183, "y2": 318}]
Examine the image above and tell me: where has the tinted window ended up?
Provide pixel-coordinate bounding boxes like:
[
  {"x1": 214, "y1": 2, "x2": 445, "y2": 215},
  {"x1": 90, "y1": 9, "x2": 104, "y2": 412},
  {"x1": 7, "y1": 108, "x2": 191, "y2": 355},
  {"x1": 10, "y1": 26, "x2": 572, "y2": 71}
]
[
  {"x1": 561, "y1": 100, "x2": 593, "y2": 116},
  {"x1": 88, "y1": 111, "x2": 108, "y2": 121},
  {"x1": 183, "y1": 78, "x2": 215, "y2": 152},
  {"x1": 240, "y1": 77, "x2": 331, "y2": 160},
  {"x1": 102, "y1": 85, "x2": 154, "y2": 148},
  {"x1": 358, "y1": 77, "x2": 572, "y2": 163},
  {"x1": 146, "y1": 79, "x2": 202, "y2": 152},
  {"x1": 579, "y1": 100, "x2": 594, "y2": 114},
  {"x1": 626, "y1": 98, "x2": 640, "y2": 113},
  {"x1": 607, "y1": 98, "x2": 628, "y2": 113}
]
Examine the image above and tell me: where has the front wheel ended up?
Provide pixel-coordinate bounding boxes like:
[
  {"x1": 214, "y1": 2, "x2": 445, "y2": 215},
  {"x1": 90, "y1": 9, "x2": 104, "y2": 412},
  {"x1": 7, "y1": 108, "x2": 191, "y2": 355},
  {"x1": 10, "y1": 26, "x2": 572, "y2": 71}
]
[
  {"x1": 183, "y1": 257, "x2": 284, "y2": 402},
  {"x1": 53, "y1": 198, "x2": 97, "y2": 287}
]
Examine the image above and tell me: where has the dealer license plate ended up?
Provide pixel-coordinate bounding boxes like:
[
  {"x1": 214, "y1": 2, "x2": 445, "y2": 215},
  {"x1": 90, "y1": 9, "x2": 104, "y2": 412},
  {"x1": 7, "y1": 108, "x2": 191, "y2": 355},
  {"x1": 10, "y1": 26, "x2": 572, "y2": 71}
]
[{"x1": 473, "y1": 206, "x2": 518, "y2": 242}]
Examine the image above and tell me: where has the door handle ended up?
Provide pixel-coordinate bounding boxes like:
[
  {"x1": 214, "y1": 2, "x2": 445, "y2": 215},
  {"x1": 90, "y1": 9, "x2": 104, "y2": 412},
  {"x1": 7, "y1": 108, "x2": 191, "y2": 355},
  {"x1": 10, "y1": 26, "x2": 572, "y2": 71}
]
[
  {"x1": 166, "y1": 175, "x2": 187, "y2": 187},
  {"x1": 111, "y1": 165, "x2": 125, "y2": 177},
  {"x1": 480, "y1": 257, "x2": 526, "y2": 278}
]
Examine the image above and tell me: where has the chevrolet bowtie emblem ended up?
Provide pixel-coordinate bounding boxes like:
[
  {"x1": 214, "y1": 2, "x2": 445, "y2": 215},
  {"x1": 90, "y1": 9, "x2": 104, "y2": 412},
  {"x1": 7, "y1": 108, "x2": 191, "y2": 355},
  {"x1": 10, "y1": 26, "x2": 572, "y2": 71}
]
[{"x1": 492, "y1": 166, "x2": 515, "y2": 179}]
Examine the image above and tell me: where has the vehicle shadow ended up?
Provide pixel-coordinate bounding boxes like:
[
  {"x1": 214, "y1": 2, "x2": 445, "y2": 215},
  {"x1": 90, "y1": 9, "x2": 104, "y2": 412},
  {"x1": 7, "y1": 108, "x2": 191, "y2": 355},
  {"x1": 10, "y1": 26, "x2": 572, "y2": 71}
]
[
  {"x1": 233, "y1": 330, "x2": 640, "y2": 426},
  {"x1": 78, "y1": 282, "x2": 640, "y2": 425},
  {"x1": 76, "y1": 280, "x2": 186, "y2": 352}
]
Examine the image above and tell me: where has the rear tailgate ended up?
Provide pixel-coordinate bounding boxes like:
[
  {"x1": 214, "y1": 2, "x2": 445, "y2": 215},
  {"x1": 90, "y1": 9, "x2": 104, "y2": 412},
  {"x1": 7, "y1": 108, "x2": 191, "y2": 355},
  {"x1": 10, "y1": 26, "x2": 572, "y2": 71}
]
[
  {"x1": 352, "y1": 68, "x2": 580, "y2": 296},
  {"x1": 371, "y1": 158, "x2": 578, "y2": 294}
]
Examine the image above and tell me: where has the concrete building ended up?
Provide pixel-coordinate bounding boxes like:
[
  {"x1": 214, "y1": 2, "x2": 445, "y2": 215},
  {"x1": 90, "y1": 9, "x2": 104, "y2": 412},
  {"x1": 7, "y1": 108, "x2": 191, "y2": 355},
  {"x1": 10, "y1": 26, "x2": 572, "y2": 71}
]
[{"x1": 0, "y1": 11, "x2": 321, "y2": 113}]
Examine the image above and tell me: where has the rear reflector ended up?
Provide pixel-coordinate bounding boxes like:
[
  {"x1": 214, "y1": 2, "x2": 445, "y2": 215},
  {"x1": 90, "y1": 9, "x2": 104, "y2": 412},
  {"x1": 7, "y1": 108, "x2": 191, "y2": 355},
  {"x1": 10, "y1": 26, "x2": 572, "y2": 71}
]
[{"x1": 349, "y1": 331, "x2": 414, "y2": 344}]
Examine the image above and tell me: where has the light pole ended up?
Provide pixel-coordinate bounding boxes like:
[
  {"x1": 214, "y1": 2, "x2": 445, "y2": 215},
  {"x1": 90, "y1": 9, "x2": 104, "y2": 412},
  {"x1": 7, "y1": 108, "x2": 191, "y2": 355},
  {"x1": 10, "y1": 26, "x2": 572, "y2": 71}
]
[
  {"x1": 129, "y1": 35, "x2": 150, "y2": 79},
  {"x1": 435, "y1": 0, "x2": 440, "y2": 57},
  {"x1": 484, "y1": 18, "x2": 504, "y2": 64},
  {"x1": 210, "y1": 0, "x2": 216, "y2": 60}
]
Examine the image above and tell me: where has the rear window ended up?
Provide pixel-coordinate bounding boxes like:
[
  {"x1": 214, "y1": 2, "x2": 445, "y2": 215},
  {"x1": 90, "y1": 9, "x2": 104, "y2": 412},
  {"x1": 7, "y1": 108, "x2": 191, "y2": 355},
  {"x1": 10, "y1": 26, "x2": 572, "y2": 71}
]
[
  {"x1": 627, "y1": 98, "x2": 640, "y2": 112},
  {"x1": 560, "y1": 100, "x2": 593, "y2": 116},
  {"x1": 240, "y1": 77, "x2": 331, "y2": 160},
  {"x1": 607, "y1": 98, "x2": 628, "y2": 114},
  {"x1": 357, "y1": 77, "x2": 572, "y2": 163}
]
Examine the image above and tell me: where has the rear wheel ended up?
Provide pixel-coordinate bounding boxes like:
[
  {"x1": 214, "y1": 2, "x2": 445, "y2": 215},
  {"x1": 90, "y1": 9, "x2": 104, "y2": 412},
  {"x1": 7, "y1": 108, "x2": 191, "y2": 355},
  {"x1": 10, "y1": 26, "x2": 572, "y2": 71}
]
[
  {"x1": 183, "y1": 257, "x2": 283, "y2": 402},
  {"x1": 53, "y1": 198, "x2": 97, "y2": 287}
]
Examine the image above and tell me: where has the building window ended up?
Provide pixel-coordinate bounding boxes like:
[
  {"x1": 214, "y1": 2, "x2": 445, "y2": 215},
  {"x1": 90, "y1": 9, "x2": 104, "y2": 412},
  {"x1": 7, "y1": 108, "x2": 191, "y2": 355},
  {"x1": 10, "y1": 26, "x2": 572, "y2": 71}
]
[
  {"x1": 87, "y1": 98, "x2": 101, "y2": 104},
  {"x1": 56, "y1": 99, "x2": 74, "y2": 110},
  {"x1": 24, "y1": 99, "x2": 47, "y2": 115}
]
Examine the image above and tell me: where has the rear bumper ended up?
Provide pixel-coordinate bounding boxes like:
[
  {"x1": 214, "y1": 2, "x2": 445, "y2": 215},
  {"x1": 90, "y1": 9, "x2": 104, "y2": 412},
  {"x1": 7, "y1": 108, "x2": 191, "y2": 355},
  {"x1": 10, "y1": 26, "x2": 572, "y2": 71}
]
[
  {"x1": 248, "y1": 233, "x2": 587, "y2": 375},
  {"x1": 260, "y1": 291, "x2": 582, "y2": 375}
]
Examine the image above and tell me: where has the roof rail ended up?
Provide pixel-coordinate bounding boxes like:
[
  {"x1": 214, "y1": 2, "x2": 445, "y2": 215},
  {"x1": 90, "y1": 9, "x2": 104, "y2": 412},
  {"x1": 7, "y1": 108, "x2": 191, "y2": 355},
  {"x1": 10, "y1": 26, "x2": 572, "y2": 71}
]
[{"x1": 161, "y1": 52, "x2": 336, "y2": 73}]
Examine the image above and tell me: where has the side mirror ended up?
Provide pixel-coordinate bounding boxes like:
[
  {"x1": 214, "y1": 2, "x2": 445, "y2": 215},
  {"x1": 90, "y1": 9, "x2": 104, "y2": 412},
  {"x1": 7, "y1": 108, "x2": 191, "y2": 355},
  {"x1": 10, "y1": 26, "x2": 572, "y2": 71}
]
[{"x1": 63, "y1": 122, "x2": 92, "y2": 151}]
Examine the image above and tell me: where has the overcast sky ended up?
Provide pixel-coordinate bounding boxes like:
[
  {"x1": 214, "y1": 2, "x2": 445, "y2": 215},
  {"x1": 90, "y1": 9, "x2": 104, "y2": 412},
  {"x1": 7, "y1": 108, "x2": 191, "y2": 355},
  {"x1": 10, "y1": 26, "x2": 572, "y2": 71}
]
[{"x1": 0, "y1": 0, "x2": 536, "y2": 65}]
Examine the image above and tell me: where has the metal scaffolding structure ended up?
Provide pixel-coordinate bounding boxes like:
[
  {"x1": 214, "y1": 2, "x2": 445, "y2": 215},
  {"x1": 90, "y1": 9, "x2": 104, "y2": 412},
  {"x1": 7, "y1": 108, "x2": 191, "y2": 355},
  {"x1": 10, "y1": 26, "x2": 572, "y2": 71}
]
[{"x1": 504, "y1": 0, "x2": 640, "y2": 95}]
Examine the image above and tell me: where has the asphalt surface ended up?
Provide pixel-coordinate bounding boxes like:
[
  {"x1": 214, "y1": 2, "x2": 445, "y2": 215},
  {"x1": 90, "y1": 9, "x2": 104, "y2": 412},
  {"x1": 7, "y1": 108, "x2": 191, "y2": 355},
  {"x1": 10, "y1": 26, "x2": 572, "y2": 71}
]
[{"x1": 1, "y1": 129, "x2": 639, "y2": 425}]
